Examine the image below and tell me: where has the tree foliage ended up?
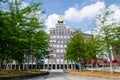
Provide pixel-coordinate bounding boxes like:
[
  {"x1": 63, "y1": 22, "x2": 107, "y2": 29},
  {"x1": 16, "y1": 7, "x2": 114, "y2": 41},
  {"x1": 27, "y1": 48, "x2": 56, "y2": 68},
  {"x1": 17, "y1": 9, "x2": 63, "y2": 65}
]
[
  {"x1": 65, "y1": 31, "x2": 99, "y2": 63},
  {"x1": 95, "y1": 8, "x2": 120, "y2": 73},
  {"x1": 0, "y1": 0, "x2": 49, "y2": 69}
]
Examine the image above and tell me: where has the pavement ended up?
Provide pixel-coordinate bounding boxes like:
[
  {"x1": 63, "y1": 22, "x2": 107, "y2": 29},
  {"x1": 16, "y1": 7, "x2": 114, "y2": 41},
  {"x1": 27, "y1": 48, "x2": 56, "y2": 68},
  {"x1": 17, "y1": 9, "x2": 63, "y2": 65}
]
[
  {"x1": 25, "y1": 68, "x2": 120, "y2": 80},
  {"x1": 41, "y1": 69, "x2": 64, "y2": 72},
  {"x1": 25, "y1": 71, "x2": 120, "y2": 80},
  {"x1": 86, "y1": 67, "x2": 120, "y2": 72}
]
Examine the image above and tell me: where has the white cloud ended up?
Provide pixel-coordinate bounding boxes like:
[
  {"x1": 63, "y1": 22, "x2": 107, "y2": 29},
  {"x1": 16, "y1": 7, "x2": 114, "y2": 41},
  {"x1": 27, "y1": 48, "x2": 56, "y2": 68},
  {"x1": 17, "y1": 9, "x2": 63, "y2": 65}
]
[
  {"x1": 8, "y1": 0, "x2": 29, "y2": 9},
  {"x1": 64, "y1": 1, "x2": 105, "y2": 22},
  {"x1": 108, "y1": 4, "x2": 120, "y2": 20},
  {"x1": 45, "y1": 13, "x2": 58, "y2": 29},
  {"x1": 45, "y1": 1, "x2": 120, "y2": 30},
  {"x1": 46, "y1": 1, "x2": 105, "y2": 29},
  {"x1": 19, "y1": 1, "x2": 29, "y2": 9}
]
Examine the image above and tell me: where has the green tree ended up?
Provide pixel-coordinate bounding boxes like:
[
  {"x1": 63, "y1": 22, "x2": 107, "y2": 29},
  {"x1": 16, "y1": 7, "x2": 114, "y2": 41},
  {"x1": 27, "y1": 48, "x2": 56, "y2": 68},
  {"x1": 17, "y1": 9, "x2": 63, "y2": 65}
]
[
  {"x1": 65, "y1": 31, "x2": 99, "y2": 70},
  {"x1": 95, "y1": 8, "x2": 120, "y2": 73},
  {"x1": 0, "y1": 0, "x2": 49, "y2": 70}
]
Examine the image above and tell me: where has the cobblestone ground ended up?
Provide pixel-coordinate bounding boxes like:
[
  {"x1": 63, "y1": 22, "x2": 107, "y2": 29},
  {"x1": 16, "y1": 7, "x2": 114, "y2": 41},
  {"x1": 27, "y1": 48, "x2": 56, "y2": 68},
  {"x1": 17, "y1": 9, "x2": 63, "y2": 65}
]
[{"x1": 25, "y1": 72, "x2": 119, "y2": 80}]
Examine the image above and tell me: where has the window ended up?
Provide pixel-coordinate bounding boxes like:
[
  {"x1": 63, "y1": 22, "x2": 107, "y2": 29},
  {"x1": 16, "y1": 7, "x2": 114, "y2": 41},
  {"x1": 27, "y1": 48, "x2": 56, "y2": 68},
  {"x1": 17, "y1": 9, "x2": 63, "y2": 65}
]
[
  {"x1": 56, "y1": 49, "x2": 59, "y2": 52},
  {"x1": 64, "y1": 39, "x2": 67, "y2": 43},
  {"x1": 53, "y1": 31, "x2": 55, "y2": 34},
  {"x1": 60, "y1": 54, "x2": 64, "y2": 58},
  {"x1": 61, "y1": 49, "x2": 63, "y2": 53},
  {"x1": 50, "y1": 40, "x2": 52, "y2": 43},
  {"x1": 53, "y1": 36, "x2": 56, "y2": 38},
  {"x1": 50, "y1": 31, "x2": 52, "y2": 34},
  {"x1": 59, "y1": 31, "x2": 61, "y2": 34},
  {"x1": 53, "y1": 44, "x2": 56, "y2": 47},
  {"x1": 67, "y1": 36, "x2": 70, "y2": 39},
  {"x1": 64, "y1": 45, "x2": 67, "y2": 48},
  {"x1": 60, "y1": 45, "x2": 63, "y2": 48},
  {"x1": 57, "y1": 45, "x2": 59, "y2": 48},
  {"x1": 57, "y1": 36, "x2": 59, "y2": 38},
  {"x1": 64, "y1": 36, "x2": 66, "y2": 39},
  {"x1": 61, "y1": 40, "x2": 63, "y2": 43},
  {"x1": 68, "y1": 30, "x2": 70, "y2": 34},
  {"x1": 50, "y1": 36, "x2": 52, "y2": 39}
]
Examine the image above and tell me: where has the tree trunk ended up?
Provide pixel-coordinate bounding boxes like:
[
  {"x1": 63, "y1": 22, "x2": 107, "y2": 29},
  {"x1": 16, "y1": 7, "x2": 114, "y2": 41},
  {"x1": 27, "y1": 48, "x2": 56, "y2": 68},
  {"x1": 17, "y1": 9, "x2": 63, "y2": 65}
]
[
  {"x1": 18, "y1": 65, "x2": 21, "y2": 70},
  {"x1": 79, "y1": 62, "x2": 82, "y2": 71},
  {"x1": 0, "y1": 60, "x2": 2, "y2": 71},
  {"x1": 14, "y1": 63, "x2": 16, "y2": 70},
  {"x1": 31, "y1": 57, "x2": 34, "y2": 70},
  {"x1": 35, "y1": 57, "x2": 38, "y2": 71},
  {"x1": 27, "y1": 53, "x2": 30, "y2": 70},
  {"x1": 108, "y1": 52, "x2": 113, "y2": 73},
  {"x1": 23, "y1": 64, "x2": 25, "y2": 70},
  {"x1": 109, "y1": 60, "x2": 113, "y2": 73},
  {"x1": 48, "y1": 59, "x2": 49, "y2": 70},
  {"x1": 91, "y1": 63, "x2": 93, "y2": 72}
]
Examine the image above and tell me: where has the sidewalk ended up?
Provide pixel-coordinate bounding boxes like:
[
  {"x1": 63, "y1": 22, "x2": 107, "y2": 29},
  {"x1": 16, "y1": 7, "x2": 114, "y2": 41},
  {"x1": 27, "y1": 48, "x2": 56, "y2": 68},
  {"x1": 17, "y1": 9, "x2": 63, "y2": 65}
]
[
  {"x1": 65, "y1": 69, "x2": 120, "y2": 79},
  {"x1": 41, "y1": 69, "x2": 64, "y2": 72},
  {"x1": 86, "y1": 67, "x2": 120, "y2": 72}
]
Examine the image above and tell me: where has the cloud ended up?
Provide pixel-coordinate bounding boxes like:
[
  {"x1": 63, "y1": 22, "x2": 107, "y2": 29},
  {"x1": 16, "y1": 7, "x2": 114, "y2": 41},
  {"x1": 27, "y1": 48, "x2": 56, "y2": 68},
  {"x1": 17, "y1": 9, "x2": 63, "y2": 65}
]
[
  {"x1": 108, "y1": 4, "x2": 120, "y2": 20},
  {"x1": 96, "y1": 4, "x2": 120, "y2": 27},
  {"x1": 46, "y1": 1, "x2": 105, "y2": 29},
  {"x1": 8, "y1": 0, "x2": 29, "y2": 9},
  {"x1": 19, "y1": 1, "x2": 29, "y2": 9},
  {"x1": 45, "y1": 13, "x2": 59, "y2": 29},
  {"x1": 64, "y1": 1, "x2": 105, "y2": 22},
  {"x1": 45, "y1": 1, "x2": 120, "y2": 30}
]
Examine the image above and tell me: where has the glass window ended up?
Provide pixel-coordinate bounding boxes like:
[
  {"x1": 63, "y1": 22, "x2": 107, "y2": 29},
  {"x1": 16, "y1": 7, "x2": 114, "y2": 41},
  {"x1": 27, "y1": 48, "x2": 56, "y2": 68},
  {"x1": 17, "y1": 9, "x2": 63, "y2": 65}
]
[
  {"x1": 57, "y1": 36, "x2": 59, "y2": 38},
  {"x1": 60, "y1": 45, "x2": 63, "y2": 48},
  {"x1": 57, "y1": 45, "x2": 59, "y2": 48},
  {"x1": 64, "y1": 45, "x2": 67, "y2": 48},
  {"x1": 53, "y1": 44, "x2": 56, "y2": 47},
  {"x1": 56, "y1": 49, "x2": 59, "y2": 52},
  {"x1": 53, "y1": 36, "x2": 55, "y2": 38},
  {"x1": 64, "y1": 40, "x2": 67, "y2": 43},
  {"x1": 68, "y1": 36, "x2": 70, "y2": 39},
  {"x1": 61, "y1": 40, "x2": 63, "y2": 43},
  {"x1": 61, "y1": 49, "x2": 63, "y2": 53},
  {"x1": 64, "y1": 36, "x2": 66, "y2": 39},
  {"x1": 50, "y1": 31, "x2": 52, "y2": 34},
  {"x1": 53, "y1": 31, "x2": 55, "y2": 34},
  {"x1": 59, "y1": 31, "x2": 61, "y2": 34},
  {"x1": 50, "y1": 36, "x2": 52, "y2": 39},
  {"x1": 50, "y1": 40, "x2": 52, "y2": 43}
]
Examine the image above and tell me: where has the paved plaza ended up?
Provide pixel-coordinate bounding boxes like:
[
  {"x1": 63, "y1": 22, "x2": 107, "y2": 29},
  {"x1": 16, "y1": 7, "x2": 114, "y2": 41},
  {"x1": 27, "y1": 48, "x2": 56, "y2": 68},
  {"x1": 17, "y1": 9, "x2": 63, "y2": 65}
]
[{"x1": 26, "y1": 71, "x2": 120, "y2": 80}]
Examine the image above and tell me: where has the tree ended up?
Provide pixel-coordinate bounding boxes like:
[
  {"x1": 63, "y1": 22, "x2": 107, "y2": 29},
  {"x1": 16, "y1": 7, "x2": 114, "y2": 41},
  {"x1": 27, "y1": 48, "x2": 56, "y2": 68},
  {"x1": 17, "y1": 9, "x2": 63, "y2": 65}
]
[
  {"x1": 65, "y1": 31, "x2": 99, "y2": 70},
  {"x1": 95, "y1": 8, "x2": 120, "y2": 73},
  {"x1": 0, "y1": 0, "x2": 49, "y2": 70}
]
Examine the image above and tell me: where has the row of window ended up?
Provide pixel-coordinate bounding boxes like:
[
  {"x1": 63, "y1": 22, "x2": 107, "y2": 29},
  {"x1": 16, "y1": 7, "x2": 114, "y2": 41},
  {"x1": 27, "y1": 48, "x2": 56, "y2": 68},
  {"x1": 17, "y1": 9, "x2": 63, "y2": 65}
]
[
  {"x1": 56, "y1": 26, "x2": 65, "y2": 29},
  {"x1": 50, "y1": 35, "x2": 70, "y2": 39},
  {"x1": 50, "y1": 39, "x2": 67, "y2": 44},
  {"x1": 51, "y1": 49, "x2": 66, "y2": 53},
  {"x1": 56, "y1": 49, "x2": 65, "y2": 53},
  {"x1": 45, "y1": 59, "x2": 70, "y2": 63},
  {"x1": 50, "y1": 30, "x2": 73, "y2": 35},
  {"x1": 50, "y1": 44, "x2": 67, "y2": 48}
]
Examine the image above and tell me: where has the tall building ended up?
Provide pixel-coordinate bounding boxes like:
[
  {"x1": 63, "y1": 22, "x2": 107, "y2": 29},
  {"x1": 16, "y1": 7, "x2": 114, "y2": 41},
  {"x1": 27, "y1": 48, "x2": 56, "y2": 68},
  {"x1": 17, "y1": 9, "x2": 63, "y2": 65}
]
[{"x1": 44, "y1": 15, "x2": 74, "y2": 69}]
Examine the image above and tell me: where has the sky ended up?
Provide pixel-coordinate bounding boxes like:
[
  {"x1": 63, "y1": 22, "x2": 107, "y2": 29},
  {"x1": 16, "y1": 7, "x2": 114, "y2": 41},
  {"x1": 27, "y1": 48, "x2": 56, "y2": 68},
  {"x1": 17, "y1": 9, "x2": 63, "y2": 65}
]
[
  {"x1": 3, "y1": 0, "x2": 120, "y2": 32},
  {"x1": 37, "y1": 0, "x2": 120, "y2": 32}
]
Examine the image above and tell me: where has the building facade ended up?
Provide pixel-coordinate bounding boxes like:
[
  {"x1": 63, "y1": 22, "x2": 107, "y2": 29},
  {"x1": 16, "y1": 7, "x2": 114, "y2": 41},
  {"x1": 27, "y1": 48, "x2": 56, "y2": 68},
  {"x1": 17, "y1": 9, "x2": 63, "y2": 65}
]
[{"x1": 44, "y1": 16, "x2": 74, "y2": 69}]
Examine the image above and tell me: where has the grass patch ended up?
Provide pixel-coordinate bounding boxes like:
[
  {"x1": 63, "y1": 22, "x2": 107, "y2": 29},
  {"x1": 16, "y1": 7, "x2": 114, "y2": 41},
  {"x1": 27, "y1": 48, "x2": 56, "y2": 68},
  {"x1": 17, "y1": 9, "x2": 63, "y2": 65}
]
[
  {"x1": 0, "y1": 70, "x2": 45, "y2": 76},
  {"x1": 66, "y1": 70, "x2": 120, "y2": 77}
]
